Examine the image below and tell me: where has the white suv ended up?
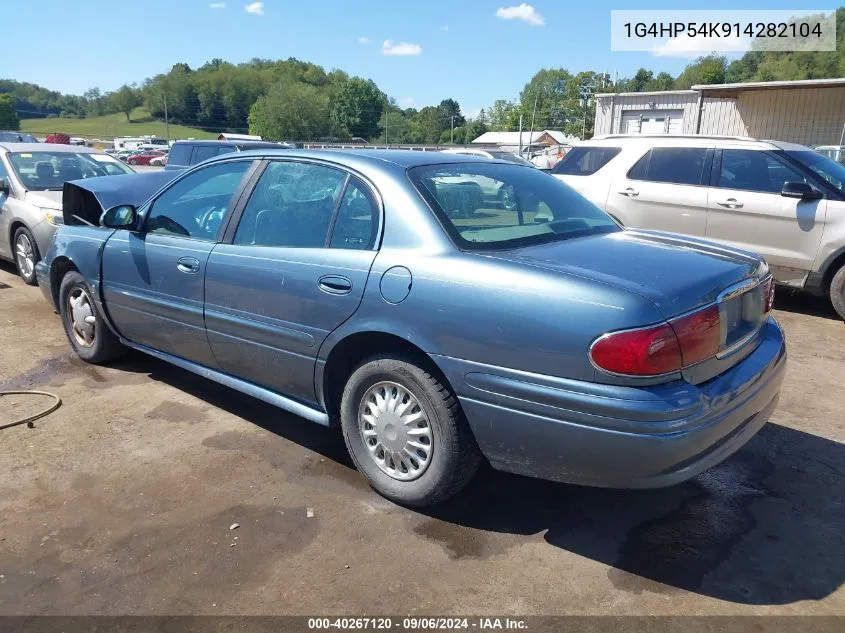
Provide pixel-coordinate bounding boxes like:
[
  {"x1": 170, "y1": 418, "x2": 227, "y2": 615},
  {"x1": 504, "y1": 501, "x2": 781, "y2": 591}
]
[{"x1": 552, "y1": 134, "x2": 845, "y2": 319}]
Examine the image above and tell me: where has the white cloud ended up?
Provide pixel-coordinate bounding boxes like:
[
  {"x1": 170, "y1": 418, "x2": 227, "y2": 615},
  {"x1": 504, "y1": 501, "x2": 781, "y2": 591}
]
[
  {"x1": 652, "y1": 32, "x2": 750, "y2": 58},
  {"x1": 358, "y1": 36, "x2": 370, "y2": 44},
  {"x1": 209, "y1": 2, "x2": 226, "y2": 7},
  {"x1": 440, "y1": 25, "x2": 449, "y2": 31},
  {"x1": 245, "y1": 1, "x2": 264, "y2": 15},
  {"x1": 495, "y1": 3, "x2": 544, "y2": 26},
  {"x1": 402, "y1": 97, "x2": 414, "y2": 106},
  {"x1": 381, "y1": 40, "x2": 422, "y2": 56}
]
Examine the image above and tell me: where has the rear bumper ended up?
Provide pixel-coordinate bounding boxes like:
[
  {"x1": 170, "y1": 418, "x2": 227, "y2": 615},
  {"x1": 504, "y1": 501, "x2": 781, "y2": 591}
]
[{"x1": 433, "y1": 317, "x2": 786, "y2": 488}]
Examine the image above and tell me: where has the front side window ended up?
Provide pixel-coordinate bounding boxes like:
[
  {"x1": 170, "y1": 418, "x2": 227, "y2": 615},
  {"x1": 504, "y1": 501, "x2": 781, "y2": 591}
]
[
  {"x1": 144, "y1": 160, "x2": 253, "y2": 240},
  {"x1": 628, "y1": 147, "x2": 708, "y2": 185},
  {"x1": 233, "y1": 161, "x2": 347, "y2": 248},
  {"x1": 410, "y1": 162, "x2": 619, "y2": 250},
  {"x1": 7, "y1": 151, "x2": 133, "y2": 191},
  {"x1": 786, "y1": 150, "x2": 845, "y2": 193},
  {"x1": 552, "y1": 147, "x2": 621, "y2": 176},
  {"x1": 717, "y1": 150, "x2": 806, "y2": 193}
]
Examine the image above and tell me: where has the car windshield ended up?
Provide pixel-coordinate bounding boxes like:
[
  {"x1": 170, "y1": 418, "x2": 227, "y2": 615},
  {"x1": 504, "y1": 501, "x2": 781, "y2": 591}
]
[
  {"x1": 8, "y1": 151, "x2": 134, "y2": 191},
  {"x1": 409, "y1": 162, "x2": 619, "y2": 250}
]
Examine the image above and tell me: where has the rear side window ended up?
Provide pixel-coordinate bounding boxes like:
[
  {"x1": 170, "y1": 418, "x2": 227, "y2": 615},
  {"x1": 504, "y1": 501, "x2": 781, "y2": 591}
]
[
  {"x1": 330, "y1": 177, "x2": 379, "y2": 250},
  {"x1": 628, "y1": 147, "x2": 708, "y2": 185},
  {"x1": 233, "y1": 161, "x2": 347, "y2": 248},
  {"x1": 552, "y1": 147, "x2": 620, "y2": 176},
  {"x1": 192, "y1": 145, "x2": 221, "y2": 164},
  {"x1": 167, "y1": 144, "x2": 191, "y2": 167}
]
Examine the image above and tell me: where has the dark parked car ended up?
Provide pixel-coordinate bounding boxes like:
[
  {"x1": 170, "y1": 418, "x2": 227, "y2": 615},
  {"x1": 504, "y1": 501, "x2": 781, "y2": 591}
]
[
  {"x1": 165, "y1": 139, "x2": 294, "y2": 171},
  {"x1": 0, "y1": 131, "x2": 39, "y2": 143},
  {"x1": 37, "y1": 150, "x2": 786, "y2": 507}
]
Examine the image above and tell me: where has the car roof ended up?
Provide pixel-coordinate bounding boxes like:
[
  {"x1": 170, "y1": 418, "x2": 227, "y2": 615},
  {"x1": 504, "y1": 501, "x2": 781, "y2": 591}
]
[
  {"x1": 581, "y1": 134, "x2": 811, "y2": 152},
  {"x1": 228, "y1": 148, "x2": 515, "y2": 169},
  {"x1": 172, "y1": 139, "x2": 286, "y2": 147},
  {"x1": 0, "y1": 142, "x2": 101, "y2": 153}
]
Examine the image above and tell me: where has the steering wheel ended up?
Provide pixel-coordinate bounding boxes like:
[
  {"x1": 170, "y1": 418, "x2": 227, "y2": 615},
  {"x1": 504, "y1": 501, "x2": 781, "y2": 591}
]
[{"x1": 197, "y1": 204, "x2": 224, "y2": 237}]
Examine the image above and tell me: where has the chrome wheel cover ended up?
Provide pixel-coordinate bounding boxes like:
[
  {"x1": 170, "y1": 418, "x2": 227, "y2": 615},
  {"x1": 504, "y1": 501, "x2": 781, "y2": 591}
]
[
  {"x1": 67, "y1": 287, "x2": 96, "y2": 348},
  {"x1": 358, "y1": 381, "x2": 433, "y2": 481},
  {"x1": 15, "y1": 233, "x2": 35, "y2": 279}
]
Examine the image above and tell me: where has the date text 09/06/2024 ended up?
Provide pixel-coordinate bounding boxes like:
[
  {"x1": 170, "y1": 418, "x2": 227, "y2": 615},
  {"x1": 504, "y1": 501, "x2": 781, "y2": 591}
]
[{"x1": 307, "y1": 617, "x2": 528, "y2": 630}]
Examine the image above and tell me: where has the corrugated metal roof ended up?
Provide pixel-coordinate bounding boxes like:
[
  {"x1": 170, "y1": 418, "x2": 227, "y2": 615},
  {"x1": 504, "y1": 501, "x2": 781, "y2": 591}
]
[
  {"x1": 693, "y1": 78, "x2": 845, "y2": 92},
  {"x1": 595, "y1": 90, "x2": 698, "y2": 99}
]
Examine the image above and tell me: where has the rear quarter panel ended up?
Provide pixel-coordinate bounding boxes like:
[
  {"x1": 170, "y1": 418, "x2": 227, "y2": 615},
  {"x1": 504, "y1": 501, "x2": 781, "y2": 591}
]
[{"x1": 321, "y1": 246, "x2": 666, "y2": 385}]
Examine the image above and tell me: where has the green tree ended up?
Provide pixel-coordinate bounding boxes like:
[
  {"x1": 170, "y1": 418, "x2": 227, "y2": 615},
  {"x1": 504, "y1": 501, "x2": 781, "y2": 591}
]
[
  {"x1": 248, "y1": 82, "x2": 329, "y2": 141},
  {"x1": 378, "y1": 109, "x2": 409, "y2": 143},
  {"x1": 674, "y1": 55, "x2": 728, "y2": 89},
  {"x1": 110, "y1": 85, "x2": 141, "y2": 121},
  {"x1": 0, "y1": 94, "x2": 20, "y2": 130},
  {"x1": 487, "y1": 99, "x2": 519, "y2": 131},
  {"x1": 330, "y1": 77, "x2": 386, "y2": 140},
  {"x1": 438, "y1": 98, "x2": 465, "y2": 129}
]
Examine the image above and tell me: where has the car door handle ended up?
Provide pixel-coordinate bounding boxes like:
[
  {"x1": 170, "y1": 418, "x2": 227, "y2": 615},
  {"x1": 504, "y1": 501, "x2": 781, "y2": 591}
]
[
  {"x1": 715, "y1": 198, "x2": 744, "y2": 208},
  {"x1": 176, "y1": 256, "x2": 201, "y2": 274},
  {"x1": 618, "y1": 188, "x2": 639, "y2": 197},
  {"x1": 318, "y1": 275, "x2": 353, "y2": 295}
]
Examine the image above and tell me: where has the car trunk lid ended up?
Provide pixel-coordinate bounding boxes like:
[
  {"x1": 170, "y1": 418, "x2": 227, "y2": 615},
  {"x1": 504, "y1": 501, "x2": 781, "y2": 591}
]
[{"x1": 479, "y1": 229, "x2": 768, "y2": 382}]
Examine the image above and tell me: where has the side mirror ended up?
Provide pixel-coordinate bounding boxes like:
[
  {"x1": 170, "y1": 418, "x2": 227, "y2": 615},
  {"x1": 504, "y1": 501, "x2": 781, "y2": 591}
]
[
  {"x1": 782, "y1": 181, "x2": 823, "y2": 200},
  {"x1": 100, "y1": 204, "x2": 137, "y2": 229},
  {"x1": 0, "y1": 177, "x2": 9, "y2": 197}
]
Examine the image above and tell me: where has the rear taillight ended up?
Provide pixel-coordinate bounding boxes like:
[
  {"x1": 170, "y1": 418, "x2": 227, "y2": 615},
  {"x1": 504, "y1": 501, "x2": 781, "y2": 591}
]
[
  {"x1": 591, "y1": 305, "x2": 722, "y2": 377},
  {"x1": 590, "y1": 323, "x2": 682, "y2": 376},
  {"x1": 762, "y1": 276, "x2": 775, "y2": 313},
  {"x1": 669, "y1": 304, "x2": 721, "y2": 366}
]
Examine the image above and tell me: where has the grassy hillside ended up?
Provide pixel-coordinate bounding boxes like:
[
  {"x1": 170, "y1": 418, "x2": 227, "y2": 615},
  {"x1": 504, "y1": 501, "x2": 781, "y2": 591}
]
[{"x1": 20, "y1": 108, "x2": 217, "y2": 140}]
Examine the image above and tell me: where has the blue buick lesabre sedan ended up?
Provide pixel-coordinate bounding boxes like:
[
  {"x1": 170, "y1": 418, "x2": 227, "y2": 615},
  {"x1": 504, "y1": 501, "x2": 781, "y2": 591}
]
[{"x1": 36, "y1": 150, "x2": 786, "y2": 507}]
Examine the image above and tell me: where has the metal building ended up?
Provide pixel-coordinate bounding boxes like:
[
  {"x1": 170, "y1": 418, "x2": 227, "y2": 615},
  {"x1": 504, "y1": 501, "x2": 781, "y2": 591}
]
[{"x1": 594, "y1": 78, "x2": 845, "y2": 146}]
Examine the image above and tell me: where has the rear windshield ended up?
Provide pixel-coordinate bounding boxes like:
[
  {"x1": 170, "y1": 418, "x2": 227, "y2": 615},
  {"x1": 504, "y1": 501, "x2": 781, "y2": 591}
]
[
  {"x1": 552, "y1": 146, "x2": 620, "y2": 176},
  {"x1": 409, "y1": 162, "x2": 619, "y2": 251},
  {"x1": 8, "y1": 151, "x2": 133, "y2": 191}
]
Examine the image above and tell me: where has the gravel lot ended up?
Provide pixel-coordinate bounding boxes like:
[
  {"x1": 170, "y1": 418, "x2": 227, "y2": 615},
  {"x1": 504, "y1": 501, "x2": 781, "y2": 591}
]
[{"x1": 0, "y1": 260, "x2": 843, "y2": 616}]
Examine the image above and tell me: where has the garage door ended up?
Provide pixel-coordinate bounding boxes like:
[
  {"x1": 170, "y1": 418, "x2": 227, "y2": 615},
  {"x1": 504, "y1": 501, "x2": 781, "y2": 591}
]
[{"x1": 620, "y1": 110, "x2": 685, "y2": 135}]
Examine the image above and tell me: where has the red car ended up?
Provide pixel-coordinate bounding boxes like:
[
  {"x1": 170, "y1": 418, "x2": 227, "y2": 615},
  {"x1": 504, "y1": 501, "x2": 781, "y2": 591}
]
[{"x1": 126, "y1": 150, "x2": 166, "y2": 166}]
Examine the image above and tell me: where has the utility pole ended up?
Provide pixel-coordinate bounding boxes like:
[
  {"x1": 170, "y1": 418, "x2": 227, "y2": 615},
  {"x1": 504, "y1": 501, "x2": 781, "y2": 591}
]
[
  {"x1": 518, "y1": 114, "x2": 524, "y2": 156},
  {"x1": 526, "y1": 90, "x2": 539, "y2": 159},
  {"x1": 450, "y1": 114, "x2": 455, "y2": 144},
  {"x1": 163, "y1": 93, "x2": 170, "y2": 143}
]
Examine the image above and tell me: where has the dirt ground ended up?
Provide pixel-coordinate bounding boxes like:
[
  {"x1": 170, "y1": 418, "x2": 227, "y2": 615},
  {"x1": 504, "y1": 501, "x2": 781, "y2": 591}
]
[{"x1": 0, "y1": 259, "x2": 843, "y2": 616}]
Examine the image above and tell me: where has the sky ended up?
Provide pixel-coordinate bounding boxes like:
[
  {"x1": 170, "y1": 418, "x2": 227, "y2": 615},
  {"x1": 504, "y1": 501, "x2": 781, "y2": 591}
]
[{"x1": 1, "y1": 0, "x2": 829, "y2": 117}]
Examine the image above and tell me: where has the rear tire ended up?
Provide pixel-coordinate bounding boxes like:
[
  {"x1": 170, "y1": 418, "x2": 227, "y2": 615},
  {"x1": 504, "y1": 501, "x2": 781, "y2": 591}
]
[
  {"x1": 13, "y1": 226, "x2": 39, "y2": 286},
  {"x1": 340, "y1": 354, "x2": 481, "y2": 507},
  {"x1": 59, "y1": 271, "x2": 126, "y2": 364},
  {"x1": 830, "y1": 265, "x2": 845, "y2": 321}
]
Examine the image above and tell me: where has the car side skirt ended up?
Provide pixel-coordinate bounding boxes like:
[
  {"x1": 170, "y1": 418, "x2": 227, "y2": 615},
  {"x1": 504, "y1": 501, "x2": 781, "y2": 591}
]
[{"x1": 121, "y1": 340, "x2": 330, "y2": 426}]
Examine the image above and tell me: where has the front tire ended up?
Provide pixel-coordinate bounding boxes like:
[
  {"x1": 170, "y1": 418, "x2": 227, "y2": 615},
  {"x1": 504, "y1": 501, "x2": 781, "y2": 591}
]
[
  {"x1": 13, "y1": 226, "x2": 39, "y2": 285},
  {"x1": 340, "y1": 355, "x2": 481, "y2": 507},
  {"x1": 829, "y1": 265, "x2": 845, "y2": 321},
  {"x1": 59, "y1": 271, "x2": 126, "y2": 364}
]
